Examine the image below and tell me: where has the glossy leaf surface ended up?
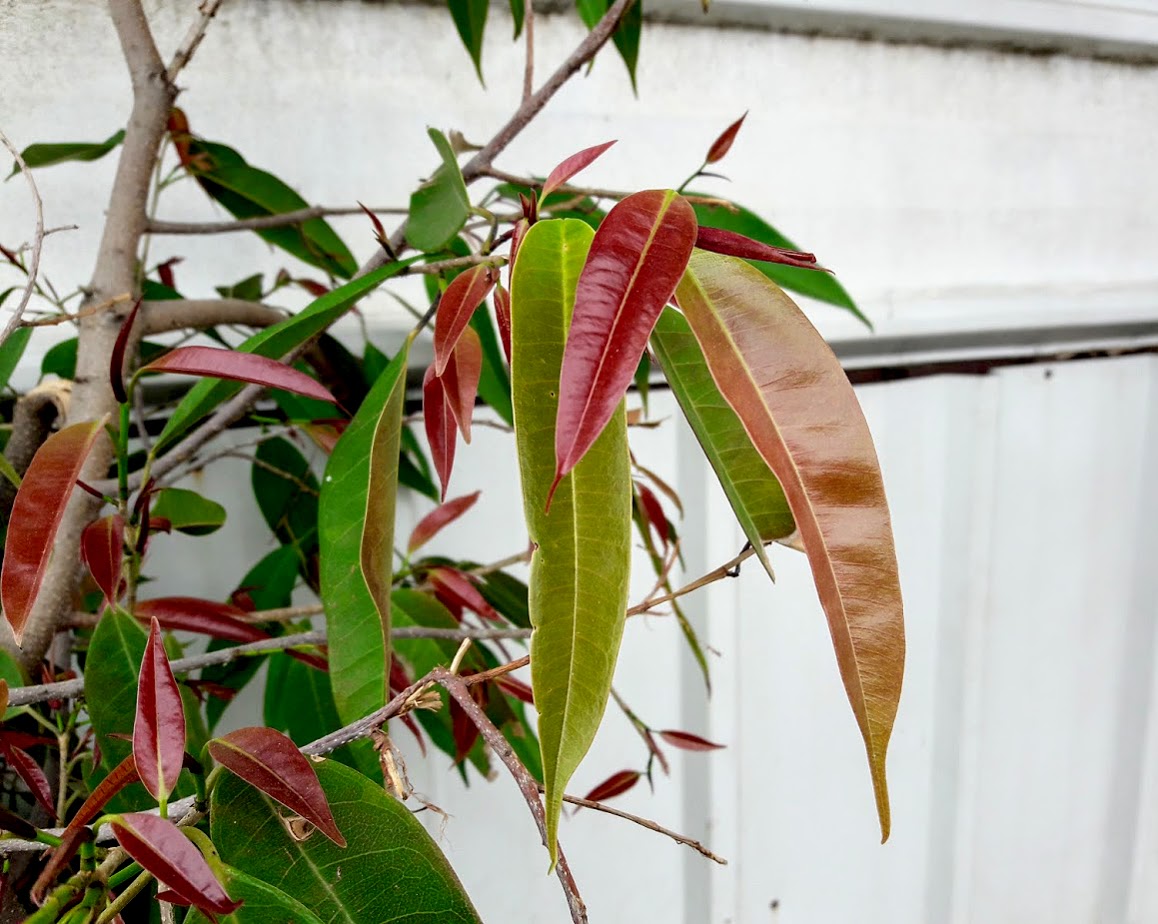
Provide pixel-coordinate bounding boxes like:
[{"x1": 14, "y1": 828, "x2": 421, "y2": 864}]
[
  {"x1": 212, "y1": 759, "x2": 481, "y2": 922},
  {"x1": 552, "y1": 190, "x2": 695, "y2": 496},
  {"x1": 141, "y1": 346, "x2": 336, "y2": 405},
  {"x1": 408, "y1": 129, "x2": 470, "y2": 253},
  {"x1": 433, "y1": 263, "x2": 498, "y2": 375},
  {"x1": 408, "y1": 491, "x2": 481, "y2": 555},
  {"x1": 443, "y1": 326, "x2": 482, "y2": 443},
  {"x1": 423, "y1": 363, "x2": 457, "y2": 499},
  {"x1": 428, "y1": 567, "x2": 499, "y2": 621},
  {"x1": 81, "y1": 514, "x2": 125, "y2": 606},
  {"x1": 149, "y1": 487, "x2": 227, "y2": 536},
  {"x1": 651, "y1": 307, "x2": 794, "y2": 579},
  {"x1": 7, "y1": 129, "x2": 124, "y2": 176},
  {"x1": 583, "y1": 768, "x2": 640, "y2": 802},
  {"x1": 184, "y1": 864, "x2": 325, "y2": 924},
  {"x1": 319, "y1": 339, "x2": 409, "y2": 727},
  {"x1": 208, "y1": 726, "x2": 344, "y2": 846},
  {"x1": 134, "y1": 597, "x2": 266, "y2": 644},
  {"x1": 694, "y1": 225, "x2": 822, "y2": 271},
  {"x1": 540, "y1": 140, "x2": 616, "y2": 201},
  {"x1": 705, "y1": 112, "x2": 746, "y2": 164},
  {"x1": 1, "y1": 419, "x2": 105, "y2": 642},
  {"x1": 133, "y1": 619, "x2": 186, "y2": 803},
  {"x1": 675, "y1": 250, "x2": 904, "y2": 839},
  {"x1": 511, "y1": 219, "x2": 631, "y2": 861}
]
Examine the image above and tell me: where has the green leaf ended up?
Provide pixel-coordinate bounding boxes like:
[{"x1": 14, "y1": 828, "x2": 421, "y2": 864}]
[
  {"x1": 469, "y1": 305, "x2": 514, "y2": 425},
  {"x1": 211, "y1": 759, "x2": 482, "y2": 922},
  {"x1": 690, "y1": 200, "x2": 869, "y2": 326},
  {"x1": 447, "y1": 0, "x2": 489, "y2": 82},
  {"x1": 510, "y1": 219, "x2": 631, "y2": 862},
  {"x1": 407, "y1": 129, "x2": 471, "y2": 253},
  {"x1": 319, "y1": 340, "x2": 410, "y2": 727},
  {"x1": 150, "y1": 487, "x2": 227, "y2": 536},
  {"x1": 7, "y1": 130, "x2": 124, "y2": 177},
  {"x1": 141, "y1": 278, "x2": 183, "y2": 301},
  {"x1": 650, "y1": 307, "x2": 794, "y2": 580},
  {"x1": 0, "y1": 327, "x2": 31, "y2": 392},
  {"x1": 509, "y1": 0, "x2": 525, "y2": 37},
  {"x1": 0, "y1": 454, "x2": 19, "y2": 490},
  {"x1": 154, "y1": 259, "x2": 418, "y2": 452},
  {"x1": 251, "y1": 437, "x2": 319, "y2": 554},
  {"x1": 215, "y1": 273, "x2": 264, "y2": 302},
  {"x1": 675, "y1": 250, "x2": 904, "y2": 840},
  {"x1": 185, "y1": 863, "x2": 326, "y2": 924},
  {"x1": 40, "y1": 338, "x2": 76, "y2": 380},
  {"x1": 575, "y1": 0, "x2": 640, "y2": 89}
]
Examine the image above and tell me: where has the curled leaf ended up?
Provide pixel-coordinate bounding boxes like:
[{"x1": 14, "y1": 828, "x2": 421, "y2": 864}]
[
  {"x1": 110, "y1": 298, "x2": 142, "y2": 404},
  {"x1": 693, "y1": 225, "x2": 823, "y2": 272}
]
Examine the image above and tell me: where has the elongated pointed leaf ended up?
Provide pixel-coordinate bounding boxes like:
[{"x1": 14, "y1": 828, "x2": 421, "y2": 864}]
[
  {"x1": 212, "y1": 759, "x2": 481, "y2": 922},
  {"x1": 443, "y1": 326, "x2": 482, "y2": 443},
  {"x1": 408, "y1": 491, "x2": 480, "y2": 555},
  {"x1": 1, "y1": 419, "x2": 105, "y2": 642},
  {"x1": 448, "y1": 0, "x2": 488, "y2": 81},
  {"x1": 428, "y1": 567, "x2": 498, "y2": 621},
  {"x1": 81, "y1": 514, "x2": 125, "y2": 606},
  {"x1": 695, "y1": 225, "x2": 823, "y2": 271},
  {"x1": 552, "y1": 190, "x2": 696, "y2": 500},
  {"x1": 575, "y1": 0, "x2": 640, "y2": 88},
  {"x1": 0, "y1": 741, "x2": 53, "y2": 814},
  {"x1": 583, "y1": 769, "x2": 640, "y2": 803},
  {"x1": 468, "y1": 304, "x2": 514, "y2": 424},
  {"x1": 110, "y1": 298, "x2": 142, "y2": 403},
  {"x1": 408, "y1": 129, "x2": 470, "y2": 253},
  {"x1": 705, "y1": 112, "x2": 746, "y2": 164},
  {"x1": 651, "y1": 307, "x2": 793, "y2": 579},
  {"x1": 541, "y1": 140, "x2": 616, "y2": 201},
  {"x1": 142, "y1": 346, "x2": 336, "y2": 405},
  {"x1": 423, "y1": 363, "x2": 457, "y2": 499},
  {"x1": 319, "y1": 339, "x2": 410, "y2": 727},
  {"x1": 433, "y1": 264, "x2": 498, "y2": 376},
  {"x1": 208, "y1": 726, "x2": 344, "y2": 846},
  {"x1": 494, "y1": 284, "x2": 512, "y2": 364},
  {"x1": 134, "y1": 619, "x2": 186, "y2": 804},
  {"x1": 675, "y1": 250, "x2": 904, "y2": 840},
  {"x1": 511, "y1": 218, "x2": 631, "y2": 862},
  {"x1": 0, "y1": 325, "x2": 31, "y2": 392},
  {"x1": 134, "y1": 597, "x2": 266, "y2": 644},
  {"x1": 112, "y1": 813, "x2": 241, "y2": 915},
  {"x1": 7, "y1": 130, "x2": 124, "y2": 176},
  {"x1": 658, "y1": 729, "x2": 725, "y2": 751},
  {"x1": 149, "y1": 488, "x2": 227, "y2": 536}
]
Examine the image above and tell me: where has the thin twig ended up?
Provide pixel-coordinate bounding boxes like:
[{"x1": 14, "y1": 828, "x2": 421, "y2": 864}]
[
  {"x1": 147, "y1": 205, "x2": 408, "y2": 235},
  {"x1": 0, "y1": 127, "x2": 46, "y2": 345},
  {"x1": 17, "y1": 292, "x2": 132, "y2": 328},
  {"x1": 165, "y1": 0, "x2": 224, "y2": 83},
  {"x1": 559, "y1": 790, "x2": 726, "y2": 864},
  {"x1": 627, "y1": 545, "x2": 757, "y2": 617},
  {"x1": 480, "y1": 166, "x2": 738, "y2": 210}
]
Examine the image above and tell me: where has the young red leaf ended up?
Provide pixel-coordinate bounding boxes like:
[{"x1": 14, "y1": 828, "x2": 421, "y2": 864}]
[
  {"x1": 443, "y1": 326, "x2": 482, "y2": 443},
  {"x1": 582, "y1": 769, "x2": 640, "y2": 803},
  {"x1": 450, "y1": 695, "x2": 481, "y2": 764},
  {"x1": 694, "y1": 225, "x2": 824, "y2": 272},
  {"x1": 422, "y1": 364, "x2": 457, "y2": 501},
  {"x1": 550, "y1": 190, "x2": 697, "y2": 504},
  {"x1": 81, "y1": 514, "x2": 125, "y2": 607},
  {"x1": 156, "y1": 256, "x2": 182, "y2": 290},
  {"x1": 110, "y1": 298, "x2": 142, "y2": 404},
  {"x1": 704, "y1": 112, "x2": 746, "y2": 165},
  {"x1": 658, "y1": 729, "x2": 725, "y2": 751},
  {"x1": 134, "y1": 597, "x2": 266, "y2": 644},
  {"x1": 540, "y1": 140, "x2": 616, "y2": 201},
  {"x1": 407, "y1": 490, "x2": 481, "y2": 555},
  {"x1": 1, "y1": 419, "x2": 106, "y2": 643},
  {"x1": 493, "y1": 284, "x2": 512, "y2": 365},
  {"x1": 432, "y1": 264, "x2": 499, "y2": 376},
  {"x1": 494, "y1": 674, "x2": 534, "y2": 705},
  {"x1": 110, "y1": 812, "x2": 241, "y2": 916},
  {"x1": 140, "y1": 345, "x2": 337, "y2": 405},
  {"x1": 634, "y1": 482, "x2": 670, "y2": 549},
  {"x1": 0, "y1": 741, "x2": 53, "y2": 816},
  {"x1": 207, "y1": 726, "x2": 345, "y2": 846},
  {"x1": 358, "y1": 201, "x2": 389, "y2": 246},
  {"x1": 428, "y1": 567, "x2": 499, "y2": 621},
  {"x1": 133, "y1": 618, "x2": 186, "y2": 804}
]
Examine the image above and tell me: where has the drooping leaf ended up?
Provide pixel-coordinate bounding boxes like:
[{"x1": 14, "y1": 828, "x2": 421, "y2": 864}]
[
  {"x1": 408, "y1": 129, "x2": 471, "y2": 253},
  {"x1": 443, "y1": 326, "x2": 482, "y2": 443},
  {"x1": 658, "y1": 729, "x2": 725, "y2": 751},
  {"x1": 582, "y1": 768, "x2": 640, "y2": 803},
  {"x1": 510, "y1": 218, "x2": 632, "y2": 862},
  {"x1": 110, "y1": 297, "x2": 142, "y2": 404},
  {"x1": 251, "y1": 437, "x2": 319, "y2": 556},
  {"x1": 423, "y1": 363, "x2": 457, "y2": 500},
  {"x1": 447, "y1": 0, "x2": 489, "y2": 81},
  {"x1": 634, "y1": 482, "x2": 669, "y2": 549},
  {"x1": 633, "y1": 349, "x2": 650, "y2": 416},
  {"x1": 319, "y1": 339, "x2": 410, "y2": 728},
  {"x1": 540, "y1": 140, "x2": 616, "y2": 201},
  {"x1": 509, "y1": 0, "x2": 525, "y2": 37},
  {"x1": 134, "y1": 597, "x2": 266, "y2": 644},
  {"x1": 675, "y1": 250, "x2": 904, "y2": 840},
  {"x1": 695, "y1": 225, "x2": 823, "y2": 271},
  {"x1": 150, "y1": 487, "x2": 227, "y2": 536},
  {"x1": 691, "y1": 199, "x2": 869, "y2": 325},
  {"x1": 408, "y1": 491, "x2": 481, "y2": 555},
  {"x1": 704, "y1": 112, "x2": 747, "y2": 165},
  {"x1": 650, "y1": 307, "x2": 793, "y2": 579},
  {"x1": 212, "y1": 759, "x2": 481, "y2": 922},
  {"x1": 133, "y1": 619, "x2": 186, "y2": 804},
  {"x1": 6, "y1": 130, "x2": 124, "y2": 177},
  {"x1": 154, "y1": 258, "x2": 418, "y2": 451},
  {"x1": 551, "y1": 189, "x2": 696, "y2": 500},
  {"x1": 469, "y1": 302, "x2": 514, "y2": 425},
  {"x1": 81, "y1": 514, "x2": 125, "y2": 606},
  {"x1": 141, "y1": 346, "x2": 337, "y2": 405},
  {"x1": 208, "y1": 726, "x2": 344, "y2": 846},
  {"x1": 1, "y1": 419, "x2": 105, "y2": 642},
  {"x1": 111, "y1": 812, "x2": 241, "y2": 915},
  {"x1": 575, "y1": 0, "x2": 641, "y2": 89},
  {"x1": 428, "y1": 567, "x2": 499, "y2": 621},
  {"x1": 0, "y1": 326, "x2": 32, "y2": 391},
  {"x1": 433, "y1": 264, "x2": 499, "y2": 376}
]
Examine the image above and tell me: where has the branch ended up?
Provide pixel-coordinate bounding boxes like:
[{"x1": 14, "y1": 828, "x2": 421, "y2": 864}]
[
  {"x1": 165, "y1": 0, "x2": 224, "y2": 84},
  {"x1": 522, "y1": 0, "x2": 536, "y2": 103},
  {"x1": 627, "y1": 544, "x2": 757, "y2": 617},
  {"x1": 139, "y1": 298, "x2": 286, "y2": 335},
  {"x1": 147, "y1": 205, "x2": 407, "y2": 235},
  {"x1": 0, "y1": 127, "x2": 46, "y2": 345},
  {"x1": 559, "y1": 791, "x2": 726, "y2": 865}
]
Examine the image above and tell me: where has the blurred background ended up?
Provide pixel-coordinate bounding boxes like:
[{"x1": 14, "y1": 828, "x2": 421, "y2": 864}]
[{"x1": 3, "y1": 0, "x2": 1158, "y2": 921}]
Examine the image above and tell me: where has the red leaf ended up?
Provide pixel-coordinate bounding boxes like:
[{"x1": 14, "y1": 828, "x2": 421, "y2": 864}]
[
  {"x1": 432, "y1": 264, "x2": 499, "y2": 377},
  {"x1": 428, "y1": 567, "x2": 498, "y2": 621},
  {"x1": 156, "y1": 257, "x2": 183, "y2": 291},
  {"x1": 635, "y1": 482, "x2": 670, "y2": 549},
  {"x1": 133, "y1": 619, "x2": 186, "y2": 803},
  {"x1": 442, "y1": 327, "x2": 482, "y2": 444},
  {"x1": 82, "y1": 514, "x2": 125, "y2": 607},
  {"x1": 541, "y1": 140, "x2": 616, "y2": 201},
  {"x1": 134, "y1": 597, "x2": 267, "y2": 644},
  {"x1": 0, "y1": 742, "x2": 53, "y2": 816},
  {"x1": 141, "y1": 346, "x2": 337, "y2": 405},
  {"x1": 208, "y1": 727, "x2": 345, "y2": 846},
  {"x1": 292, "y1": 277, "x2": 330, "y2": 298},
  {"x1": 494, "y1": 284, "x2": 512, "y2": 365},
  {"x1": 1, "y1": 420, "x2": 106, "y2": 643},
  {"x1": 582, "y1": 769, "x2": 640, "y2": 803},
  {"x1": 422, "y1": 364, "x2": 457, "y2": 501},
  {"x1": 111, "y1": 812, "x2": 241, "y2": 916},
  {"x1": 494, "y1": 674, "x2": 534, "y2": 705},
  {"x1": 304, "y1": 418, "x2": 347, "y2": 454},
  {"x1": 658, "y1": 729, "x2": 725, "y2": 751},
  {"x1": 32, "y1": 755, "x2": 139, "y2": 902},
  {"x1": 705, "y1": 112, "x2": 747, "y2": 165},
  {"x1": 358, "y1": 201, "x2": 388, "y2": 246},
  {"x1": 407, "y1": 491, "x2": 481, "y2": 555},
  {"x1": 694, "y1": 226, "x2": 825, "y2": 272},
  {"x1": 110, "y1": 298, "x2": 142, "y2": 404},
  {"x1": 550, "y1": 190, "x2": 697, "y2": 504},
  {"x1": 450, "y1": 695, "x2": 481, "y2": 764}
]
